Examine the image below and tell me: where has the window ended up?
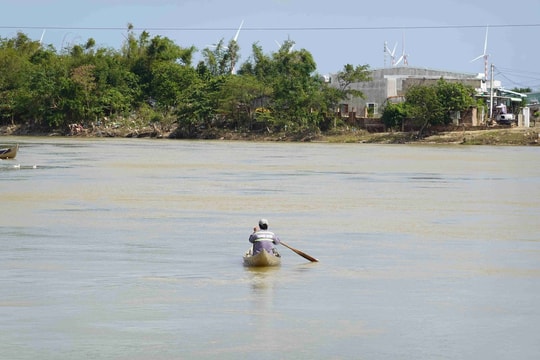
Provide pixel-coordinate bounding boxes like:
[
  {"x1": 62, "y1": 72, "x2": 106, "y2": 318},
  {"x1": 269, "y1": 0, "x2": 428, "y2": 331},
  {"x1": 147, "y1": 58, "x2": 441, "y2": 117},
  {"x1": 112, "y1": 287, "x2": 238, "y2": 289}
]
[
  {"x1": 339, "y1": 103, "x2": 349, "y2": 115},
  {"x1": 367, "y1": 103, "x2": 378, "y2": 115}
]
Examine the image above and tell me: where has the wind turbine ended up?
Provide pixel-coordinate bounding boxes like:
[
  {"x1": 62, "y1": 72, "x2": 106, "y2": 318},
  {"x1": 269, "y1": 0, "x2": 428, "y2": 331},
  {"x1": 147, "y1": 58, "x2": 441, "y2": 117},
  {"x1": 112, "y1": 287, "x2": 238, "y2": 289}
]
[
  {"x1": 229, "y1": 19, "x2": 243, "y2": 74},
  {"x1": 384, "y1": 42, "x2": 398, "y2": 67},
  {"x1": 233, "y1": 19, "x2": 243, "y2": 44},
  {"x1": 471, "y1": 25, "x2": 489, "y2": 80},
  {"x1": 39, "y1": 29, "x2": 46, "y2": 45},
  {"x1": 207, "y1": 20, "x2": 244, "y2": 74},
  {"x1": 394, "y1": 34, "x2": 408, "y2": 66},
  {"x1": 275, "y1": 37, "x2": 295, "y2": 53}
]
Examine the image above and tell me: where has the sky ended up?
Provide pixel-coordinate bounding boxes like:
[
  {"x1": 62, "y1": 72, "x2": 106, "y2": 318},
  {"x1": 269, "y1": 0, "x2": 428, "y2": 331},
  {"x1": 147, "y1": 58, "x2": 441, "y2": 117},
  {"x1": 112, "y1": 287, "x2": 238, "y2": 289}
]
[{"x1": 1, "y1": 0, "x2": 540, "y2": 90}]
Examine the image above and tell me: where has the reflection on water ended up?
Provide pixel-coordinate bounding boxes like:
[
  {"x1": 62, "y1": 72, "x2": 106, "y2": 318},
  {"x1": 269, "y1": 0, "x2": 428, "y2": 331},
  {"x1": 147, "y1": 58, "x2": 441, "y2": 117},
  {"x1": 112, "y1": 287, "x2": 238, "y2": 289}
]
[
  {"x1": 1, "y1": 137, "x2": 539, "y2": 359},
  {"x1": 245, "y1": 266, "x2": 279, "y2": 294}
]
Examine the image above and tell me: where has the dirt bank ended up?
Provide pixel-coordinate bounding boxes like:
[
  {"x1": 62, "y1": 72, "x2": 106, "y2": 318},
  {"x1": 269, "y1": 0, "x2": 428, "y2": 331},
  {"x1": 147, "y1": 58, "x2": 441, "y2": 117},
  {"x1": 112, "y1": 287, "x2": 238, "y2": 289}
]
[{"x1": 1, "y1": 123, "x2": 539, "y2": 146}]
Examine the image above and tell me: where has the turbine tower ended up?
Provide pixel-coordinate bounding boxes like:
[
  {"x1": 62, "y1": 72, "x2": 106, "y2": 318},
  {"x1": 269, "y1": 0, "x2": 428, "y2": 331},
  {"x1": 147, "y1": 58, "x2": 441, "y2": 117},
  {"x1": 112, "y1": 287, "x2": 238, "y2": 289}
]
[
  {"x1": 384, "y1": 41, "x2": 387, "y2": 67},
  {"x1": 471, "y1": 25, "x2": 489, "y2": 80}
]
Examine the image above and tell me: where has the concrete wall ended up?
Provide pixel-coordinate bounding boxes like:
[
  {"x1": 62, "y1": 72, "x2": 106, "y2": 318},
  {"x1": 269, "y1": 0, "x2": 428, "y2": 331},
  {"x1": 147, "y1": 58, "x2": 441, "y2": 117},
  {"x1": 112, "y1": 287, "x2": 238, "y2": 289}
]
[{"x1": 402, "y1": 78, "x2": 483, "y2": 92}]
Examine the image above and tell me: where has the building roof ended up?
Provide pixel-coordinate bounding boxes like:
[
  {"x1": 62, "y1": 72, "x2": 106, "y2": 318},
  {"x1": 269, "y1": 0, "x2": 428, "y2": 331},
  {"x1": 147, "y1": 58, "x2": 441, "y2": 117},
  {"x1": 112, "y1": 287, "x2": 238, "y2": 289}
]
[
  {"x1": 369, "y1": 66, "x2": 478, "y2": 79},
  {"x1": 498, "y1": 88, "x2": 527, "y2": 98}
]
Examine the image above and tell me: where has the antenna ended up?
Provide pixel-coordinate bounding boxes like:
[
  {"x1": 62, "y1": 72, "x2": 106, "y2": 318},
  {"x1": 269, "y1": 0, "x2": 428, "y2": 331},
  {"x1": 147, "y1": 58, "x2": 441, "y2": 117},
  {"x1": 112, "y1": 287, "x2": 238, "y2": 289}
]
[{"x1": 471, "y1": 25, "x2": 489, "y2": 80}]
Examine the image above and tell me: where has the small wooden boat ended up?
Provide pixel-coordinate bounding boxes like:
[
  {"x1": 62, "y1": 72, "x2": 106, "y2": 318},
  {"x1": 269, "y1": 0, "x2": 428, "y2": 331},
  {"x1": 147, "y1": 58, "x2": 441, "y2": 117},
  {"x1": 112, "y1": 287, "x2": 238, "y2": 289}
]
[
  {"x1": 0, "y1": 144, "x2": 18, "y2": 159},
  {"x1": 243, "y1": 248, "x2": 281, "y2": 267}
]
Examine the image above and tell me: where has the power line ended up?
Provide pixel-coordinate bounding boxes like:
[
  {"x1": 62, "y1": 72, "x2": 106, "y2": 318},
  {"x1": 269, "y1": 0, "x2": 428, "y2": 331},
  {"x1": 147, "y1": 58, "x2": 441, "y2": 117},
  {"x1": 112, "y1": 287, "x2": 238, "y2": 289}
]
[
  {"x1": 1, "y1": 24, "x2": 540, "y2": 32},
  {"x1": 493, "y1": 66, "x2": 540, "y2": 90},
  {"x1": 495, "y1": 66, "x2": 540, "y2": 78}
]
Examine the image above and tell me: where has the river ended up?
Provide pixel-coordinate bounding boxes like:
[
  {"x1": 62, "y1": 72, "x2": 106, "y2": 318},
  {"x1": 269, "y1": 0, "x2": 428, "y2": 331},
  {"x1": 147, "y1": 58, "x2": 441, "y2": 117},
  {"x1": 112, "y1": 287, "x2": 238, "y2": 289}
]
[{"x1": 1, "y1": 137, "x2": 539, "y2": 359}]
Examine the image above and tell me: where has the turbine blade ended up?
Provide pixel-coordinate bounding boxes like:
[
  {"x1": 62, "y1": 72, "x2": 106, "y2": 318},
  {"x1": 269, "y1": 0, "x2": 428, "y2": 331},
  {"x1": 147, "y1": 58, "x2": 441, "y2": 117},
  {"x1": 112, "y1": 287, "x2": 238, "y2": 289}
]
[
  {"x1": 233, "y1": 19, "x2": 244, "y2": 42},
  {"x1": 470, "y1": 54, "x2": 484, "y2": 62},
  {"x1": 483, "y1": 25, "x2": 489, "y2": 54}
]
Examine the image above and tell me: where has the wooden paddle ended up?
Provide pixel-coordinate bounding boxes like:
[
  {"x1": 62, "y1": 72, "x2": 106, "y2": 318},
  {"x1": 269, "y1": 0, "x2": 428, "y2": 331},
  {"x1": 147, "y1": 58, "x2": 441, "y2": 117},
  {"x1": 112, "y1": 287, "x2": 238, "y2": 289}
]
[{"x1": 280, "y1": 241, "x2": 319, "y2": 262}]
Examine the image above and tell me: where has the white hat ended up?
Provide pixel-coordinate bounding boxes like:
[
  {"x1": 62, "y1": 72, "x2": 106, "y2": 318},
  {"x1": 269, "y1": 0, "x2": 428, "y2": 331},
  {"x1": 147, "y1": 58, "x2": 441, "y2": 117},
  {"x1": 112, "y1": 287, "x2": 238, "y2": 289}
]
[{"x1": 259, "y1": 219, "x2": 269, "y2": 227}]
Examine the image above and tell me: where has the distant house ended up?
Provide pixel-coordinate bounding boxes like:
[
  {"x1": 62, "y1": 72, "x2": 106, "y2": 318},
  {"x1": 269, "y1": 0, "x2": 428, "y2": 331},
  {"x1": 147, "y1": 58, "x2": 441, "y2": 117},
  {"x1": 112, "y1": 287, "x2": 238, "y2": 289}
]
[
  {"x1": 327, "y1": 66, "x2": 531, "y2": 127},
  {"x1": 327, "y1": 66, "x2": 484, "y2": 118},
  {"x1": 477, "y1": 87, "x2": 527, "y2": 117}
]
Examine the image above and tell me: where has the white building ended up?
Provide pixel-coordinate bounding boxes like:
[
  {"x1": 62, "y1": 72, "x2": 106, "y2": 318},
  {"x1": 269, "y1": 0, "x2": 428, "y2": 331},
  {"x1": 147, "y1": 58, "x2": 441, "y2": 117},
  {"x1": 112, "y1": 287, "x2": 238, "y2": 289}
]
[{"x1": 328, "y1": 67, "x2": 486, "y2": 117}]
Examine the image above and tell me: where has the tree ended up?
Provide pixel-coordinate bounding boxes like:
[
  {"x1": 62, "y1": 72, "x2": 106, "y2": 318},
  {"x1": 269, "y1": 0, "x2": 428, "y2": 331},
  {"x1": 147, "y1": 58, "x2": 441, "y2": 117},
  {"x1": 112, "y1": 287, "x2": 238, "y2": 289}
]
[
  {"x1": 381, "y1": 102, "x2": 408, "y2": 130},
  {"x1": 0, "y1": 45, "x2": 27, "y2": 123},
  {"x1": 150, "y1": 61, "x2": 198, "y2": 108},
  {"x1": 5, "y1": 29, "x2": 491, "y2": 138},
  {"x1": 147, "y1": 36, "x2": 195, "y2": 65},
  {"x1": 201, "y1": 37, "x2": 240, "y2": 76},
  {"x1": 325, "y1": 63, "x2": 371, "y2": 126},
  {"x1": 226, "y1": 37, "x2": 241, "y2": 74},
  {"x1": 0, "y1": 33, "x2": 39, "y2": 123},
  {"x1": 92, "y1": 51, "x2": 140, "y2": 117},
  {"x1": 174, "y1": 74, "x2": 217, "y2": 138},
  {"x1": 435, "y1": 79, "x2": 476, "y2": 123},
  {"x1": 511, "y1": 87, "x2": 531, "y2": 94},
  {"x1": 510, "y1": 87, "x2": 531, "y2": 107},
  {"x1": 270, "y1": 45, "x2": 319, "y2": 130},
  {"x1": 69, "y1": 64, "x2": 99, "y2": 122},
  {"x1": 4, "y1": 32, "x2": 41, "y2": 56},
  {"x1": 121, "y1": 24, "x2": 150, "y2": 61},
  {"x1": 403, "y1": 79, "x2": 476, "y2": 137},
  {"x1": 19, "y1": 59, "x2": 65, "y2": 126},
  {"x1": 335, "y1": 64, "x2": 371, "y2": 99},
  {"x1": 216, "y1": 74, "x2": 271, "y2": 130},
  {"x1": 240, "y1": 43, "x2": 275, "y2": 83},
  {"x1": 405, "y1": 84, "x2": 443, "y2": 136},
  {"x1": 201, "y1": 42, "x2": 223, "y2": 76}
]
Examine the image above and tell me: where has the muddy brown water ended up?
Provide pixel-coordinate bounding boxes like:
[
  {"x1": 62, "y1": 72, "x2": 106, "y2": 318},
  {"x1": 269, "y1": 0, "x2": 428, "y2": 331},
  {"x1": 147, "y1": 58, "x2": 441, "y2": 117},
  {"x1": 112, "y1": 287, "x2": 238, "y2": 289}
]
[{"x1": 1, "y1": 137, "x2": 539, "y2": 359}]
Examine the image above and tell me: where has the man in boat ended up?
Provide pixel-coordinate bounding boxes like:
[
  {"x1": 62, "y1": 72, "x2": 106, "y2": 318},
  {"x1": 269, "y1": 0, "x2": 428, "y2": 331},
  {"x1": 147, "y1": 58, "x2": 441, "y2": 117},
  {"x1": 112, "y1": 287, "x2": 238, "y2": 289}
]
[{"x1": 249, "y1": 219, "x2": 280, "y2": 255}]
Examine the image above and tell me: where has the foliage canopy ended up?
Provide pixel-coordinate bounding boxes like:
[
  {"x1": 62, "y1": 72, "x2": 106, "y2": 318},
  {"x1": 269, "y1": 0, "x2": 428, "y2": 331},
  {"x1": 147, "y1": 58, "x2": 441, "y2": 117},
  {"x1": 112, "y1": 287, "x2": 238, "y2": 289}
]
[
  {"x1": 1, "y1": 29, "x2": 482, "y2": 138},
  {"x1": 0, "y1": 29, "x2": 372, "y2": 136},
  {"x1": 382, "y1": 78, "x2": 478, "y2": 136}
]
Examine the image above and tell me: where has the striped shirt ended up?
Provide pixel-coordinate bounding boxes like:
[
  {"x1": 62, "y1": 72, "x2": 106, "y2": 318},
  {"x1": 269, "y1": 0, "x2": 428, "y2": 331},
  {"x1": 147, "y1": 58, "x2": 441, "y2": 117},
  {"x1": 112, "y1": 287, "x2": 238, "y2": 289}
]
[{"x1": 249, "y1": 230, "x2": 280, "y2": 255}]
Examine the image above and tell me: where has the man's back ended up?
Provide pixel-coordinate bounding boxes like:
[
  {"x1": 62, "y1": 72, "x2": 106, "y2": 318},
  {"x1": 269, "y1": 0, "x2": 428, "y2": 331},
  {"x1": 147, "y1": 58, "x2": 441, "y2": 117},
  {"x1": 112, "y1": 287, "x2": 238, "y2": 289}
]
[{"x1": 249, "y1": 230, "x2": 280, "y2": 254}]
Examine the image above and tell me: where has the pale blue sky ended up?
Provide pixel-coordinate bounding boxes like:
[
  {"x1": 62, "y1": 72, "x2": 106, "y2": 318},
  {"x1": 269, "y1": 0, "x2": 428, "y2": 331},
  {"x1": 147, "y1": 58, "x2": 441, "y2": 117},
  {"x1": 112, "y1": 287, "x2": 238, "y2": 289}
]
[{"x1": 2, "y1": 0, "x2": 539, "y2": 89}]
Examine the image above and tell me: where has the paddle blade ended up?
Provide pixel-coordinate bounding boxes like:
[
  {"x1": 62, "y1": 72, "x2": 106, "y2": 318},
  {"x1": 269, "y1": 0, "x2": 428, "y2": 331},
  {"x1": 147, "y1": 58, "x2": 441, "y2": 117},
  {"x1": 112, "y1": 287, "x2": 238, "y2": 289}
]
[{"x1": 280, "y1": 241, "x2": 319, "y2": 262}]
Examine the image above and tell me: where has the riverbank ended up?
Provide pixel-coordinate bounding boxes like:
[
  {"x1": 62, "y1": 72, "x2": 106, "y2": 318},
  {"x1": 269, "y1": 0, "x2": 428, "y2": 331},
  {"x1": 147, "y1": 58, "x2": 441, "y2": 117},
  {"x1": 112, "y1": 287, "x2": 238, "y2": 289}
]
[{"x1": 1, "y1": 123, "x2": 539, "y2": 145}]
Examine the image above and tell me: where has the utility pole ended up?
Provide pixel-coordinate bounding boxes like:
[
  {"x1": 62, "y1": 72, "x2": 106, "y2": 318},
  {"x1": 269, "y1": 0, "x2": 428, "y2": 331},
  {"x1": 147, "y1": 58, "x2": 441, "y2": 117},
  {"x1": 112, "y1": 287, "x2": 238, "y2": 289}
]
[{"x1": 489, "y1": 63, "x2": 494, "y2": 119}]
